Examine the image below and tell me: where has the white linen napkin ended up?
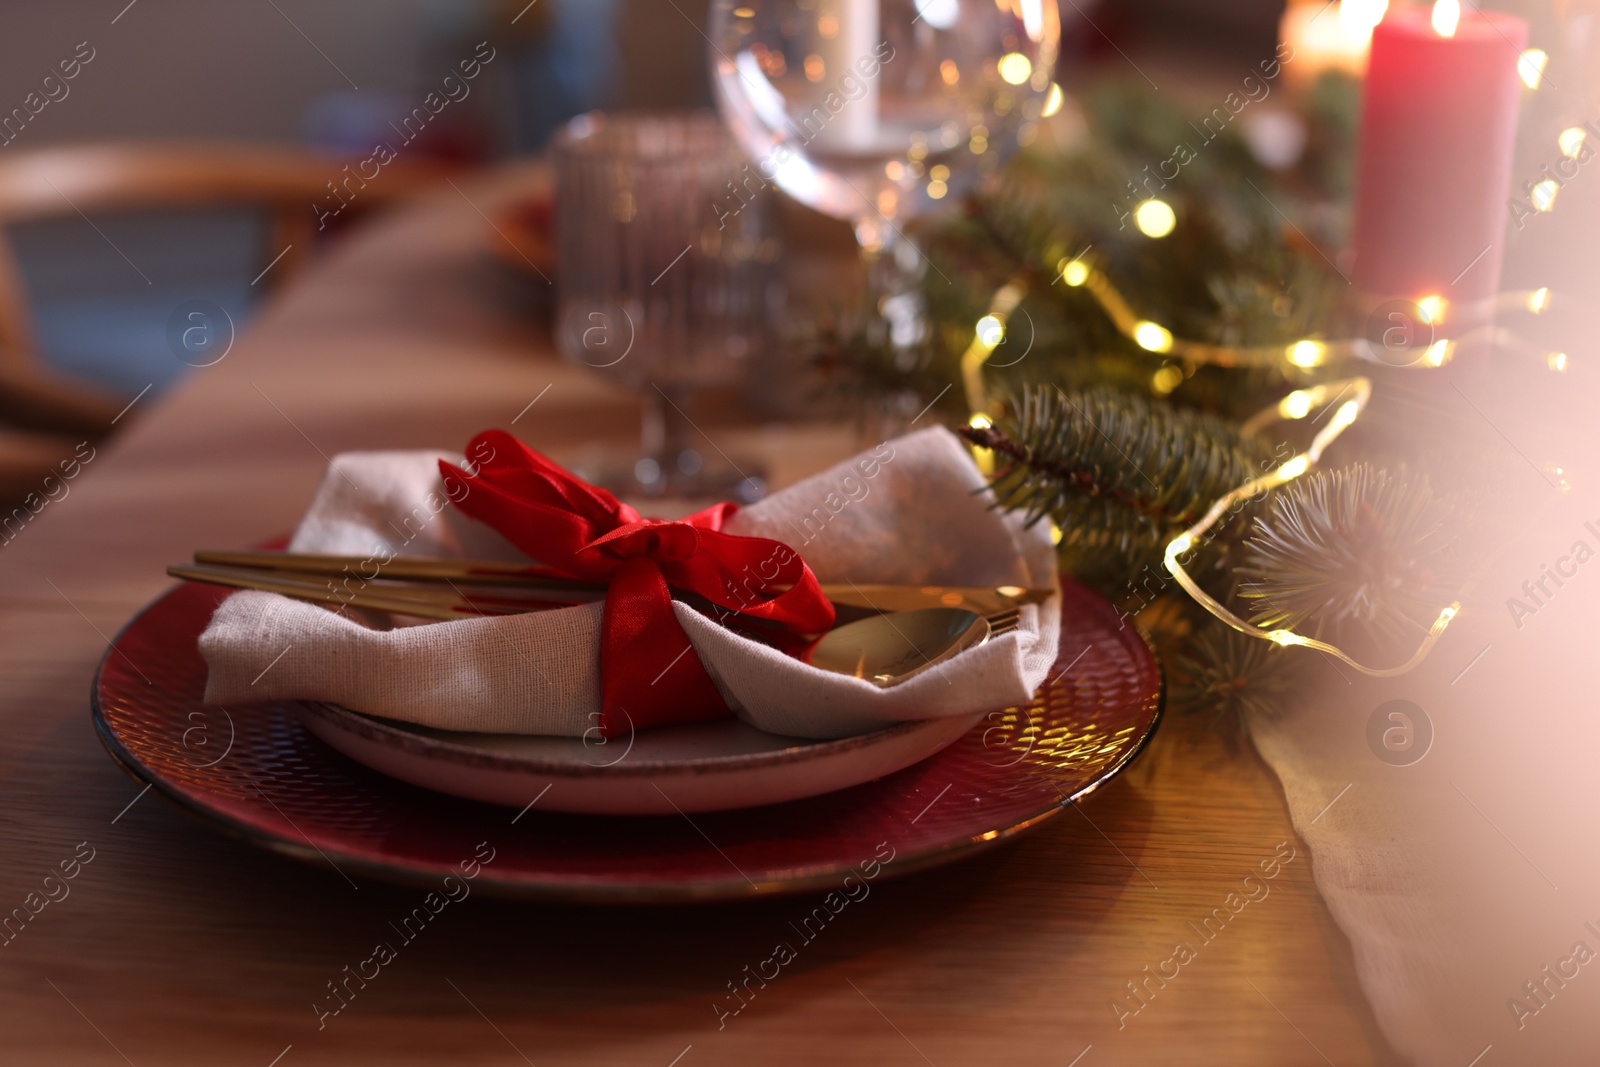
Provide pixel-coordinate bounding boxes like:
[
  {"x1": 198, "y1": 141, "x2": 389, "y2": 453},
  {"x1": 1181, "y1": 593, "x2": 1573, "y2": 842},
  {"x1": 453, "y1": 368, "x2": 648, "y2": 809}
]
[
  {"x1": 1243, "y1": 532, "x2": 1600, "y2": 1065},
  {"x1": 198, "y1": 427, "x2": 1060, "y2": 739}
]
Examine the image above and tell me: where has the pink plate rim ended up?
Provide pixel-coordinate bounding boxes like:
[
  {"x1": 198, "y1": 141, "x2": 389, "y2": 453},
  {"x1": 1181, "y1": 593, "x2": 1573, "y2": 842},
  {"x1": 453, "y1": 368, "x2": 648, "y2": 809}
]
[{"x1": 296, "y1": 700, "x2": 949, "y2": 778}]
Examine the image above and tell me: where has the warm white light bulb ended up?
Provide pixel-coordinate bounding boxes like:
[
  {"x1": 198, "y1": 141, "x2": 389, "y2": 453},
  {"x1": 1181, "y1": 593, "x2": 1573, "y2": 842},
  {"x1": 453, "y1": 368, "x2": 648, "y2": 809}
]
[
  {"x1": 1280, "y1": 390, "x2": 1314, "y2": 420},
  {"x1": 1134, "y1": 322, "x2": 1173, "y2": 353},
  {"x1": 1278, "y1": 455, "x2": 1311, "y2": 479},
  {"x1": 975, "y1": 315, "x2": 1005, "y2": 348},
  {"x1": 1133, "y1": 199, "x2": 1176, "y2": 238},
  {"x1": 1286, "y1": 340, "x2": 1326, "y2": 368},
  {"x1": 1328, "y1": 400, "x2": 1362, "y2": 433}
]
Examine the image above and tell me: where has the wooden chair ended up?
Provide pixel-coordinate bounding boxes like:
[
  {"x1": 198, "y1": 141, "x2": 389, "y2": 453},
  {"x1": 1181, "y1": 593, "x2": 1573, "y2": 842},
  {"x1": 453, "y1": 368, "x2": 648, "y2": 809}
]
[{"x1": 0, "y1": 142, "x2": 450, "y2": 502}]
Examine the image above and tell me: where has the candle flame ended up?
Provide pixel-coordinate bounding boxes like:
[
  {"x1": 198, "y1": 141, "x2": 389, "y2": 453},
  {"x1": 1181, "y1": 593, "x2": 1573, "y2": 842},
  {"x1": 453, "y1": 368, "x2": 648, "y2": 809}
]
[
  {"x1": 1337, "y1": 0, "x2": 1388, "y2": 36},
  {"x1": 1518, "y1": 49, "x2": 1548, "y2": 89},
  {"x1": 1430, "y1": 0, "x2": 1460, "y2": 37},
  {"x1": 1415, "y1": 294, "x2": 1446, "y2": 325}
]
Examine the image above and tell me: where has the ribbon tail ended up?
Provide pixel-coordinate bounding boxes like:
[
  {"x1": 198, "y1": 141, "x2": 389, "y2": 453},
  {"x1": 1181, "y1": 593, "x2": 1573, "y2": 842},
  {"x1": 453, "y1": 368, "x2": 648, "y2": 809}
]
[{"x1": 599, "y1": 557, "x2": 731, "y2": 738}]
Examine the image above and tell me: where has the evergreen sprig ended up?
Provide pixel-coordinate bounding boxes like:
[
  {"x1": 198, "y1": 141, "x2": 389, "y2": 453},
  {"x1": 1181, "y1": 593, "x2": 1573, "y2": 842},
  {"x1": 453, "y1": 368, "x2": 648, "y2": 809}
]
[
  {"x1": 1172, "y1": 623, "x2": 1307, "y2": 730},
  {"x1": 961, "y1": 384, "x2": 1274, "y2": 578}
]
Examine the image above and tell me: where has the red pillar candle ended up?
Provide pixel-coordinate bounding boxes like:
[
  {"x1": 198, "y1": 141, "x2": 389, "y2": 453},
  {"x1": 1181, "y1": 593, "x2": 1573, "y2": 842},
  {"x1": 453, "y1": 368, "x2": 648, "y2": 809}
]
[{"x1": 1351, "y1": 2, "x2": 1527, "y2": 310}]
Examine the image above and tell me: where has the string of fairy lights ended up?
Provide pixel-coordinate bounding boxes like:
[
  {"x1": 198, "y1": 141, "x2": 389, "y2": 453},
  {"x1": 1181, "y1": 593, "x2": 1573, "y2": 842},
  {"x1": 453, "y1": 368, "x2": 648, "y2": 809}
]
[
  {"x1": 957, "y1": 173, "x2": 1576, "y2": 675},
  {"x1": 1167, "y1": 378, "x2": 1462, "y2": 678}
]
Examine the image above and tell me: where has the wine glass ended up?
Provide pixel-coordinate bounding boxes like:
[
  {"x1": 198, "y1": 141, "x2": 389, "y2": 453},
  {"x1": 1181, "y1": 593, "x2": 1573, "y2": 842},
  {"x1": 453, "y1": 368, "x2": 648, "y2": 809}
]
[
  {"x1": 708, "y1": 0, "x2": 1060, "y2": 344},
  {"x1": 552, "y1": 111, "x2": 779, "y2": 502}
]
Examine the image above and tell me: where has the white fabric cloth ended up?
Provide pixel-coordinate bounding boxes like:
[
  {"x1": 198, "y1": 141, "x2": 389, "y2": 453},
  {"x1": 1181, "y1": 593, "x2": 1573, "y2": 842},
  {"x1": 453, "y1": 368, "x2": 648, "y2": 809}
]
[
  {"x1": 1243, "y1": 486, "x2": 1600, "y2": 1064},
  {"x1": 199, "y1": 427, "x2": 1060, "y2": 738}
]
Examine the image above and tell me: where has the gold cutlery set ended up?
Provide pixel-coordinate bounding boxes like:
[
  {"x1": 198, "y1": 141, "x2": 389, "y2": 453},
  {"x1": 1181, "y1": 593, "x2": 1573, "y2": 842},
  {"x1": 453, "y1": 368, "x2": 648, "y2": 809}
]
[{"x1": 169, "y1": 551, "x2": 1053, "y2": 686}]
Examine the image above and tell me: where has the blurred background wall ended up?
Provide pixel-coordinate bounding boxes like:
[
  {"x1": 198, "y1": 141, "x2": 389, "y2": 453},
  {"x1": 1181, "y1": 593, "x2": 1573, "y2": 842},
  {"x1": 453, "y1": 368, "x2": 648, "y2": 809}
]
[
  {"x1": 0, "y1": 0, "x2": 1285, "y2": 404},
  {"x1": 0, "y1": 0, "x2": 1280, "y2": 152}
]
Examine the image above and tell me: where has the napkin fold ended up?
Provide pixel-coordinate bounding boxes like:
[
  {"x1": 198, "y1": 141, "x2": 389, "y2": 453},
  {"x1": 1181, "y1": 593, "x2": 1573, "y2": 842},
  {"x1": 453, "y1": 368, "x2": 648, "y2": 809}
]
[{"x1": 198, "y1": 427, "x2": 1060, "y2": 739}]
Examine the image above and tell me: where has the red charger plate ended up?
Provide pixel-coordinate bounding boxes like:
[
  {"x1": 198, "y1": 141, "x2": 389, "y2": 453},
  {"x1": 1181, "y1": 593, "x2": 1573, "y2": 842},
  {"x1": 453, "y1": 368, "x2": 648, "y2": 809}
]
[{"x1": 92, "y1": 577, "x2": 1161, "y2": 902}]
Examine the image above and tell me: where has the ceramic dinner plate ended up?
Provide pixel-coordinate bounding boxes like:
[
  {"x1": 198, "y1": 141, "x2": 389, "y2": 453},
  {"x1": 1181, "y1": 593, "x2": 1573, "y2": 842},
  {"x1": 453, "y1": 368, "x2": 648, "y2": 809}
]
[
  {"x1": 298, "y1": 702, "x2": 982, "y2": 815},
  {"x1": 93, "y1": 577, "x2": 1162, "y2": 902}
]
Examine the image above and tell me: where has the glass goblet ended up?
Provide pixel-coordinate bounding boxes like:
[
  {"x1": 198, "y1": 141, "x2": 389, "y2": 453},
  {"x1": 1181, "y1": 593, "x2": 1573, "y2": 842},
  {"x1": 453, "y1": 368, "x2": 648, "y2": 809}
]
[
  {"x1": 552, "y1": 111, "x2": 779, "y2": 502},
  {"x1": 709, "y1": 0, "x2": 1060, "y2": 345}
]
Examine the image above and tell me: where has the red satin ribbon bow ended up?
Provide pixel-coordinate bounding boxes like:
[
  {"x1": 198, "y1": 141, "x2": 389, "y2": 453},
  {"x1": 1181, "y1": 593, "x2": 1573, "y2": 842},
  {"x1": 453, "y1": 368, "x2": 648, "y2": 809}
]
[{"x1": 439, "y1": 430, "x2": 835, "y2": 737}]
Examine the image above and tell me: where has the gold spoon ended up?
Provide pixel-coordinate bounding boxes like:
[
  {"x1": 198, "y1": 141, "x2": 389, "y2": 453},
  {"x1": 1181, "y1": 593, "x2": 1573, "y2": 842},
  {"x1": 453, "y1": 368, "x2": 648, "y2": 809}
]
[{"x1": 808, "y1": 608, "x2": 991, "y2": 688}]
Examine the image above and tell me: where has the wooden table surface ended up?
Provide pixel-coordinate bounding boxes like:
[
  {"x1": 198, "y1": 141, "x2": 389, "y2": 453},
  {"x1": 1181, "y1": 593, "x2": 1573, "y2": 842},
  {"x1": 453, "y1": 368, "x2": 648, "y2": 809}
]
[{"x1": 0, "y1": 165, "x2": 1402, "y2": 1066}]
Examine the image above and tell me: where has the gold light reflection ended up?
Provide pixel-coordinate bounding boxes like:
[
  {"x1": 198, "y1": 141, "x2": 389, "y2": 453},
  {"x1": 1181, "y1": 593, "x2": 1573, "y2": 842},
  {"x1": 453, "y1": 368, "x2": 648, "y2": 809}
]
[
  {"x1": 940, "y1": 59, "x2": 960, "y2": 85},
  {"x1": 1151, "y1": 365, "x2": 1184, "y2": 394},
  {"x1": 1559, "y1": 127, "x2": 1587, "y2": 159},
  {"x1": 968, "y1": 413, "x2": 994, "y2": 476},
  {"x1": 803, "y1": 54, "x2": 825, "y2": 81},
  {"x1": 1042, "y1": 82, "x2": 1064, "y2": 117}
]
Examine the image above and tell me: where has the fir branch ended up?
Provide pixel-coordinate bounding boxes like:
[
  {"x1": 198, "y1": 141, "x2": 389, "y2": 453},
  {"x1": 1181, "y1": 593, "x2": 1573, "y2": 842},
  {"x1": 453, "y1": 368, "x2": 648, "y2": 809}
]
[
  {"x1": 1172, "y1": 622, "x2": 1308, "y2": 731},
  {"x1": 961, "y1": 385, "x2": 1275, "y2": 577}
]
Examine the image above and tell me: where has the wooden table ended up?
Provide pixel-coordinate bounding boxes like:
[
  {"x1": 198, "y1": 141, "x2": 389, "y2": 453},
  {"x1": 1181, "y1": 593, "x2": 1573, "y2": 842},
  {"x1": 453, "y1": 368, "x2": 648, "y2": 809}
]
[{"x1": 0, "y1": 165, "x2": 1402, "y2": 1066}]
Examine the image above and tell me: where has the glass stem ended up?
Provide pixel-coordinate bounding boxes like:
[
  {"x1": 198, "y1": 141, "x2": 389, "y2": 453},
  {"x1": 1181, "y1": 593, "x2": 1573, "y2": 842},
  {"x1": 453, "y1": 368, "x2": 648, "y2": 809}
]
[
  {"x1": 860, "y1": 222, "x2": 927, "y2": 353},
  {"x1": 640, "y1": 384, "x2": 700, "y2": 494}
]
